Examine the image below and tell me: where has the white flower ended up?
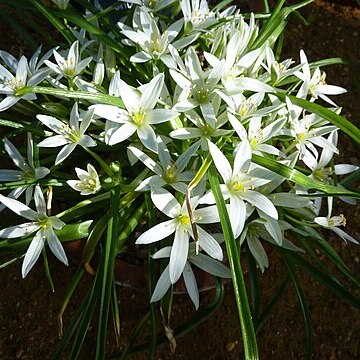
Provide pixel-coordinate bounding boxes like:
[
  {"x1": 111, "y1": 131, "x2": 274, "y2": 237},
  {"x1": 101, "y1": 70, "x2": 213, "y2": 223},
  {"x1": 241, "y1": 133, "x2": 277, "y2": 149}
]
[
  {"x1": 150, "y1": 243, "x2": 230, "y2": 309},
  {"x1": 90, "y1": 73, "x2": 178, "y2": 152},
  {"x1": 0, "y1": 134, "x2": 50, "y2": 211},
  {"x1": 67, "y1": 164, "x2": 101, "y2": 195},
  {"x1": 0, "y1": 56, "x2": 50, "y2": 111},
  {"x1": 45, "y1": 41, "x2": 92, "y2": 80},
  {"x1": 171, "y1": 47, "x2": 225, "y2": 127},
  {"x1": 202, "y1": 140, "x2": 278, "y2": 238},
  {"x1": 181, "y1": 0, "x2": 215, "y2": 30},
  {"x1": 136, "y1": 187, "x2": 223, "y2": 284},
  {"x1": 128, "y1": 138, "x2": 198, "y2": 193},
  {"x1": 314, "y1": 214, "x2": 358, "y2": 244},
  {"x1": 228, "y1": 112, "x2": 286, "y2": 157},
  {"x1": 121, "y1": 9, "x2": 183, "y2": 63},
  {"x1": 169, "y1": 109, "x2": 232, "y2": 149},
  {"x1": 0, "y1": 185, "x2": 68, "y2": 277},
  {"x1": 295, "y1": 50, "x2": 346, "y2": 106},
  {"x1": 284, "y1": 98, "x2": 338, "y2": 161},
  {"x1": 37, "y1": 103, "x2": 96, "y2": 165}
]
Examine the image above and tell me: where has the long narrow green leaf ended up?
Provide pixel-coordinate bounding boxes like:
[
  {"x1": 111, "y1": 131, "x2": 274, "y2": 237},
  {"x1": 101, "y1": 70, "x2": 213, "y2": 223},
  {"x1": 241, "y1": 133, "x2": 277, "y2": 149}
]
[
  {"x1": 208, "y1": 164, "x2": 258, "y2": 359},
  {"x1": 16, "y1": 86, "x2": 124, "y2": 107},
  {"x1": 282, "y1": 252, "x2": 313, "y2": 359},
  {"x1": 0, "y1": 11, "x2": 38, "y2": 50},
  {"x1": 51, "y1": 7, "x2": 130, "y2": 56},
  {"x1": 285, "y1": 251, "x2": 360, "y2": 310},
  {"x1": 252, "y1": 154, "x2": 360, "y2": 198},
  {"x1": 312, "y1": 237, "x2": 360, "y2": 289},
  {"x1": 96, "y1": 187, "x2": 121, "y2": 359},
  {"x1": 246, "y1": 245, "x2": 261, "y2": 326},
  {"x1": 27, "y1": 0, "x2": 76, "y2": 44}
]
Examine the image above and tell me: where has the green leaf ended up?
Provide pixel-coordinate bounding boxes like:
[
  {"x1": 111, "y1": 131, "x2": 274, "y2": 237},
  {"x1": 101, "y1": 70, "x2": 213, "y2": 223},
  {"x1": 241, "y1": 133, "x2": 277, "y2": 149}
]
[
  {"x1": 208, "y1": 164, "x2": 258, "y2": 360},
  {"x1": 252, "y1": 154, "x2": 360, "y2": 198},
  {"x1": 96, "y1": 187, "x2": 121, "y2": 360},
  {"x1": 16, "y1": 86, "x2": 124, "y2": 108},
  {"x1": 285, "y1": 251, "x2": 360, "y2": 310},
  {"x1": 282, "y1": 251, "x2": 313, "y2": 359}
]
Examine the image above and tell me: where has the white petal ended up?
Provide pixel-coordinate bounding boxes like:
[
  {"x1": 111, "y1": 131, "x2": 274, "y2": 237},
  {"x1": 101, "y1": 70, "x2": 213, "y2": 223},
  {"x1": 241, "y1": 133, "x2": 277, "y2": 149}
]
[
  {"x1": 90, "y1": 104, "x2": 125, "y2": 122},
  {"x1": 118, "y1": 79, "x2": 140, "y2": 113},
  {"x1": 208, "y1": 140, "x2": 232, "y2": 182},
  {"x1": 241, "y1": 190, "x2": 278, "y2": 220},
  {"x1": 128, "y1": 146, "x2": 162, "y2": 175},
  {"x1": 189, "y1": 252, "x2": 231, "y2": 278},
  {"x1": 150, "y1": 266, "x2": 172, "y2": 303},
  {"x1": 45, "y1": 227, "x2": 68, "y2": 265},
  {"x1": 151, "y1": 187, "x2": 181, "y2": 217},
  {"x1": 248, "y1": 234, "x2": 268, "y2": 272},
  {"x1": 195, "y1": 205, "x2": 220, "y2": 224},
  {"x1": 55, "y1": 143, "x2": 77, "y2": 164},
  {"x1": 37, "y1": 135, "x2": 68, "y2": 148},
  {"x1": 169, "y1": 228, "x2": 189, "y2": 283},
  {"x1": 147, "y1": 109, "x2": 179, "y2": 124},
  {"x1": 183, "y1": 262, "x2": 199, "y2": 309},
  {"x1": 36, "y1": 115, "x2": 65, "y2": 134},
  {"x1": 0, "y1": 96, "x2": 19, "y2": 111},
  {"x1": 136, "y1": 219, "x2": 177, "y2": 244},
  {"x1": 22, "y1": 232, "x2": 45, "y2": 277},
  {"x1": 137, "y1": 124, "x2": 158, "y2": 153},
  {"x1": 233, "y1": 140, "x2": 252, "y2": 174},
  {"x1": 229, "y1": 194, "x2": 246, "y2": 239},
  {"x1": 197, "y1": 226, "x2": 223, "y2": 261},
  {"x1": 170, "y1": 128, "x2": 203, "y2": 139},
  {"x1": 140, "y1": 73, "x2": 164, "y2": 110},
  {"x1": 3, "y1": 138, "x2": 29, "y2": 172},
  {"x1": 0, "y1": 222, "x2": 39, "y2": 238},
  {"x1": 108, "y1": 123, "x2": 136, "y2": 145},
  {"x1": 333, "y1": 227, "x2": 358, "y2": 244},
  {"x1": 334, "y1": 164, "x2": 359, "y2": 175},
  {"x1": 34, "y1": 185, "x2": 46, "y2": 216},
  {"x1": 0, "y1": 194, "x2": 38, "y2": 220}
]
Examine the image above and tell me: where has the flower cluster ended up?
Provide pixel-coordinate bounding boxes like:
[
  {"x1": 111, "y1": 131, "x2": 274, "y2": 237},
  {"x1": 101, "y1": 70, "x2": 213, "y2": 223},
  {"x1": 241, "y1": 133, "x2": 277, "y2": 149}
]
[{"x1": 0, "y1": 0, "x2": 358, "y2": 312}]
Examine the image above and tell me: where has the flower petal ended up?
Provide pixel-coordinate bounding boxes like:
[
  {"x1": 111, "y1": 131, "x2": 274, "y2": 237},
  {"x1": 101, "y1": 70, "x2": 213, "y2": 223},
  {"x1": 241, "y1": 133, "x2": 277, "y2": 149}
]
[
  {"x1": 22, "y1": 231, "x2": 45, "y2": 277},
  {"x1": 0, "y1": 222, "x2": 39, "y2": 238},
  {"x1": 208, "y1": 140, "x2": 232, "y2": 182},
  {"x1": 169, "y1": 228, "x2": 189, "y2": 283},
  {"x1": 150, "y1": 266, "x2": 172, "y2": 303},
  {"x1": 197, "y1": 226, "x2": 223, "y2": 261},
  {"x1": 45, "y1": 227, "x2": 68, "y2": 265},
  {"x1": 183, "y1": 262, "x2": 199, "y2": 309},
  {"x1": 0, "y1": 193, "x2": 39, "y2": 220},
  {"x1": 151, "y1": 187, "x2": 181, "y2": 217},
  {"x1": 136, "y1": 219, "x2": 177, "y2": 244}
]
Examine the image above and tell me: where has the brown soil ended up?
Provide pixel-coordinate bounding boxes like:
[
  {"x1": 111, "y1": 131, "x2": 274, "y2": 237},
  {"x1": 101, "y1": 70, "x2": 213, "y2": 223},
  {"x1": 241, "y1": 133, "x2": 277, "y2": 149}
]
[{"x1": 1, "y1": 1, "x2": 360, "y2": 359}]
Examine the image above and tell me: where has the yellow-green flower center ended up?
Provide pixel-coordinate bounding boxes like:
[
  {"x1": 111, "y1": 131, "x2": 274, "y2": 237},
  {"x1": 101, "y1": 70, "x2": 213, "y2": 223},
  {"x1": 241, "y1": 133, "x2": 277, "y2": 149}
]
[
  {"x1": 179, "y1": 214, "x2": 190, "y2": 225},
  {"x1": 60, "y1": 124, "x2": 80, "y2": 143},
  {"x1": 131, "y1": 111, "x2": 146, "y2": 126},
  {"x1": 163, "y1": 164, "x2": 177, "y2": 183}
]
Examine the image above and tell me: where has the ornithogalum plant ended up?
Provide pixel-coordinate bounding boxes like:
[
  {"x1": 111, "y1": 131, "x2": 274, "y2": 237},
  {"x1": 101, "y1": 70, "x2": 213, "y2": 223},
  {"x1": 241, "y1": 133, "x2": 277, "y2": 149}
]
[{"x1": 0, "y1": 0, "x2": 359, "y2": 359}]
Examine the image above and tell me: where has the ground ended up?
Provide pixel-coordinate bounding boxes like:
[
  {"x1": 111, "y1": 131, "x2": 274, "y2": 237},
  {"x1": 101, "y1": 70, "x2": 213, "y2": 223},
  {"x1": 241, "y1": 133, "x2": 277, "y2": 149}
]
[{"x1": 0, "y1": 1, "x2": 360, "y2": 359}]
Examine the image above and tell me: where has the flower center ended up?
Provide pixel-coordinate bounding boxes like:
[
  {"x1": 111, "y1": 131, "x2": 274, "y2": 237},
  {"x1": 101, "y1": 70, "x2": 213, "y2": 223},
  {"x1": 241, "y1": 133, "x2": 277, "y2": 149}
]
[
  {"x1": 230, "y1": 180, "x2": 245, "y2": 192},
  {"x1": 131, "y1": 111, "x2": 146, "y2": 126},
  {"x1": 60, "y1": 59, "x2": 76, "y2": 77},
  {"x1": 179, "y1": 214, "x2": 190, "y2": 225},
  {"x1": 60, "y1": 124, "x2": 80, "y2": 143},
  {"x1": 163, "y1": 164, "x2": 177, "y2": 183},
  {"x1": 6, "y1": 77, "x2": 26, "y2": 93}
]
